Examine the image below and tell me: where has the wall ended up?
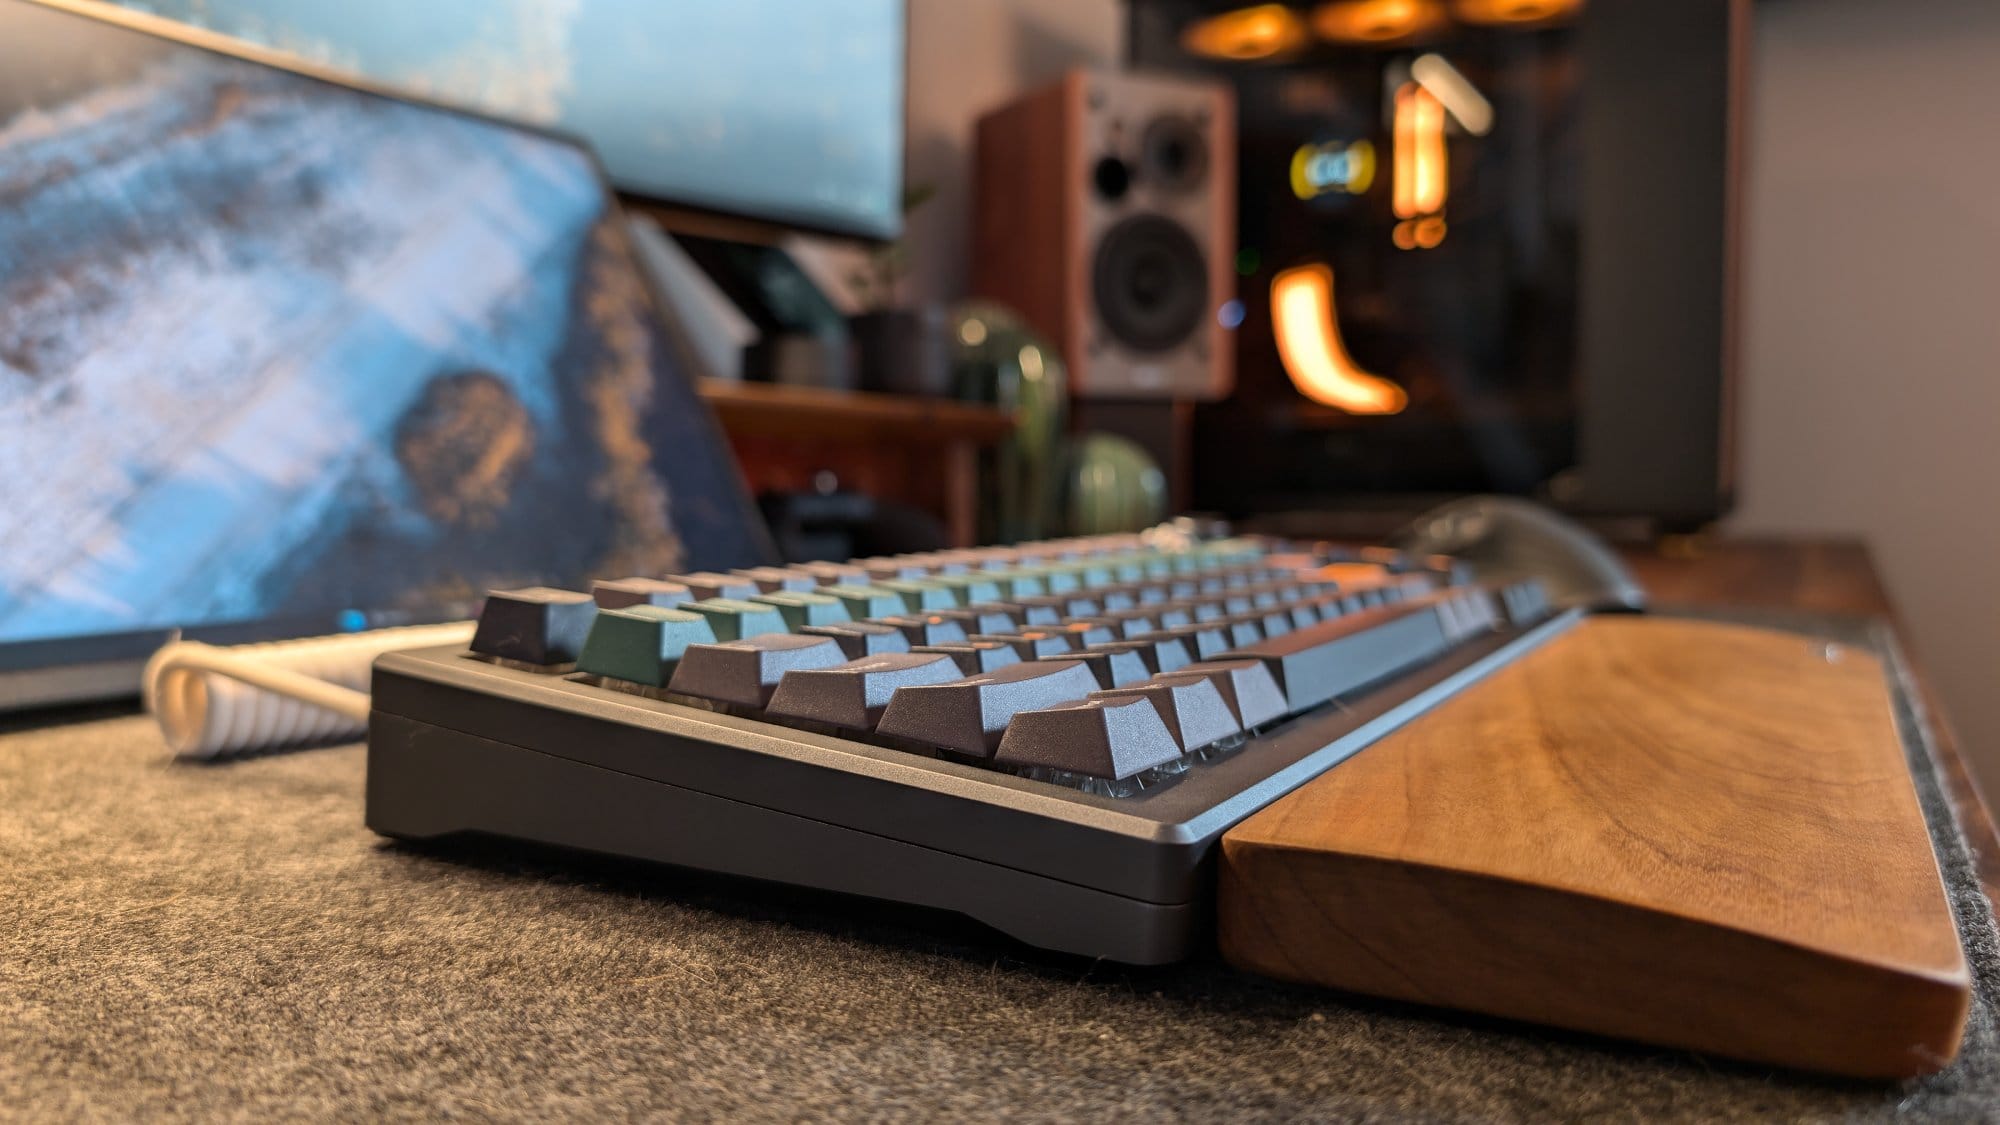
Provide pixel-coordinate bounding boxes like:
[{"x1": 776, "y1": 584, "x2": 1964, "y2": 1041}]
[
  {"x1": 1731, "y1": 0, "x2": 2000, "y2": 797},
  {"x1": 901, "y1": 0, "x2": 1125, "y2": 302}
]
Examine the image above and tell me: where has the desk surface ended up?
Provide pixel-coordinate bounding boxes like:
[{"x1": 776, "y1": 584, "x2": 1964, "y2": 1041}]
[{"x1": 3, "y1": 539, "x2": 1997, "y2": 1120}]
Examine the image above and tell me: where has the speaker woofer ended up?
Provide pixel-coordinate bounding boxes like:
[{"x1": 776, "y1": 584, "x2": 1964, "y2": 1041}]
[{"x1": 1091, "y1": 214, "x2": 1209, "y2": 354}]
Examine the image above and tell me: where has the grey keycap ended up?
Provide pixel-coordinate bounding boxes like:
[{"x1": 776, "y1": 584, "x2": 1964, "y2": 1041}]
[
  {"x1": 667, "y1": 634, "x2": 846, "y2": 708},
  {"x1": 471, "y1": 587, "x2": 596, "y2": 666},
  {"x1": 1016, "y1": 593, "x2": 1100, "y2": 620},
  {"x1": 1087, "y1": 636, "x2": 1192, "y2": 676},
  {"x1": 591, "y1": 577, "x2": 694, "y2": 611},
  {"x1": 664, "y1": 572, "x2": 762, "y2": 602},
  {"x1": 1138, "y1": 622, "x2": 1233, "y2": 660},
  {"x1": 1051, "y1": 647, "x2": 1151, "y2": 690},
  {"x1": 855, "y1": 557, "x2": 931, "y2": 582},
  {"x1": 802, "y1": 621, "x2": 911, "y2": 659},
  {"x1": 1499, "y1": 579, "x2": 1551, "y2": 624},
  {"x1": 969, "y1": 632, "x2": 1073, "y2": 660},
  {"x1": 1091, "y1": 674, "x2": 1242, "y2": 752},
  {"x1": 935, "y1": 603, "x2": 1023, "y2": 634},
  {"x1": 875, "y1": 659, "x2": 1099, "y2": 757},
  {"x1": 912, "y1": 641, "x2": 1020, "y2": 676},
  {"x1": 1177, "y1": 659, "x2": 1289, "y2": 730},
  {"x1": 795, "y1": 561, "x2": 869, "y2": 586},
  {"x1": 993, "y1": 696, "x2": 1184, "y2": 780},
  {"x1": 1220, "y1": 616, "x2": 1265, "y2": 648},
  {"x1": 1050, "y1": 621, "x2": 1117, "y2": 648},
  {"x1": 765, "y1": 652, "x2": 965, "y2": 731},
  {"x1": 1219, "y1": 599, "x2": 1453, "y2": 714},
  {"x1": 871, "y1": 614, "x2": 968, "y2": 647},
  {"x1": 732, "y1": 567, "x2": 820, "y2": 594},
  {"x1": 1089, "y1": 608, "x2": 1160, "y2": 638}
]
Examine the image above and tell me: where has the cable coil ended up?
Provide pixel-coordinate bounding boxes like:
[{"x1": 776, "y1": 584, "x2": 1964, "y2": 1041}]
[{"x1": 142, "y1": 622, "x2": 474, "y2": 759}]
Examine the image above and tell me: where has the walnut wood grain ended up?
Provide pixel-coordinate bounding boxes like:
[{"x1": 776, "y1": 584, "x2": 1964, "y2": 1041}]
[
  {"x1": 1621, "y1": 538, "x2": 2000, "y2": 897},
  {"x1": 1218, "y1": 615, "x2": 1971, "y2": 1078}
]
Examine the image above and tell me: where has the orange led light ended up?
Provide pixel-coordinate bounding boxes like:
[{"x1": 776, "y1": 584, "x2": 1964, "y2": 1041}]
[
  {"x1": 1450, "y1": 0, "x2": 1585, "y2": 27},
  {"x1": 1179, "y1": 4, "x2": 1310, "y2": 61},
  {"x1": 1271, "y1": 263, "x2": 1408, "y2": 415},
  {"x1": 1392, "y1": 82, "x2": 1447, "y2": 220},
  {"x1": 1311, "y1": 0, "x2": 1449, "y2": 45}
]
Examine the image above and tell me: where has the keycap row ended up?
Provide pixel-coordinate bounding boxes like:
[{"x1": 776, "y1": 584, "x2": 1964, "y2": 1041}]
[
  {"x1": 465, "y1": 569, "x2": 1546, "y2": 788},
  {"x1": 471, "y1": 560, "x2": 1435, "y2": 676}
]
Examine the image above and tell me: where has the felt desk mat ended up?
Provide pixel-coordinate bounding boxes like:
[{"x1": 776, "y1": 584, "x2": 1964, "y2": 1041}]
[{"x1": 3, "y1": 612, "x2": 1997, "y2": 1121}]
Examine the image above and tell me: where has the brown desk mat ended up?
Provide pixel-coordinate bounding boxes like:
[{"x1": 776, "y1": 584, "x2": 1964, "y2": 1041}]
[{"x1": 1221, "y1": 614, "x2": 1971, "y2": 1078}]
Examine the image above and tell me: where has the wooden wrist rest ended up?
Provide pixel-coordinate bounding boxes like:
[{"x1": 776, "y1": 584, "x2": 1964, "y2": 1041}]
[{"x1": 1218, "y1": 615, "x2": 1970, "y2": 1079}]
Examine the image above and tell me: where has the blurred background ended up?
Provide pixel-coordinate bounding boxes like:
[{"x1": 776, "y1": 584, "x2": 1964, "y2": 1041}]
[{"x1": 12, "y1": 0, "x2": 1997, "y2": 802}]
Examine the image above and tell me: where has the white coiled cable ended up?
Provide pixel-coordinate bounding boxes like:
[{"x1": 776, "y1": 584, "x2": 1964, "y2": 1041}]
[{"x1": 142, "y1": 622, "x2": 475, "y2": 759}]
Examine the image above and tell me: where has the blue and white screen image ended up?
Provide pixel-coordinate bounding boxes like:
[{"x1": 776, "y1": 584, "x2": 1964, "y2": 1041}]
[
  {"x1": 109, "y1": 0, "x2": 907, "y2": 238},
  {"x1": 0, "y1": 1, "x2": 769, "y2": 646}
]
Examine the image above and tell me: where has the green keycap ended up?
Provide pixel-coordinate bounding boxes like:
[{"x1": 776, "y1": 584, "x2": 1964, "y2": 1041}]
[
  {"x1": 1036, "y1": 566, "x2": 1084, "y2": 594},
  {"x1": 751, "y1": 590, "x2": 851, "y2": 631},
  {"x1": 876, "y1": 578, "x2": 961, "y2": 612},
  {"x1": 577, "y1": 606, "x2": 716, "y2": 686},
  {"x1": 819, "y1": 584, "x2": 908, "y2": 620},
  {"x1": 985, "y1": 569, "x2": 1047, "y2": 599},
  {"x1": 1069, "y1": 560, "x2": 1115, "y2": 588},
  {"x1": 929, "y1": 573, "x2": 1003, "y2": 604},
  {"x1": 684, "y1": 598, "x2": 790, "y2": 642}
]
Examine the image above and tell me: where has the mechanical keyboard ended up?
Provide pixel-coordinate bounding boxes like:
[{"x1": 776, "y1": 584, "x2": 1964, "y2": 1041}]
[{"x1": 365, "y1": 532, "x2": 1568, "y2": 963}]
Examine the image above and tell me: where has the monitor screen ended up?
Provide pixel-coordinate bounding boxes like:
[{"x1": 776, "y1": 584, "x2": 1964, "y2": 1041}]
[
  {"x1": 100, "y1": 0, "x2": 908, "y2": 240},
  {"x1": 0, "y1": 0, "x2": 774, "y2": 664}
]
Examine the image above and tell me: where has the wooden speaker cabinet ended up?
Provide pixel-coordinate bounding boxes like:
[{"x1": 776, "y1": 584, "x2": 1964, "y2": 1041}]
[{"x1": 973, "y1": 69, "x2": 1236, "y2": 402}]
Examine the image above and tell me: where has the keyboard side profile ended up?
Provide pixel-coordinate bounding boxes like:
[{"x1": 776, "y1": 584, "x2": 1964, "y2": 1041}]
[{"x1": 365, "y1": 536, "x2": 1569, "y2": 963}]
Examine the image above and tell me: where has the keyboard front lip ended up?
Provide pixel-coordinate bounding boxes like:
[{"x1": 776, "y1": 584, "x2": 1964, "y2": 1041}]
[{"x1": 369, "y1": 608, "x2": 1584, "y2": 905}]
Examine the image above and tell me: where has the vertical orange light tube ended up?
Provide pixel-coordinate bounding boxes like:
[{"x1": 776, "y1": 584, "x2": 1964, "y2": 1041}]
[
  {"x1": 1271, "y1": 264, "x2": 1408, "y2": 415},
  {"x1": 1392, "y1": 82, "x2": 1447, "y2": 220}
]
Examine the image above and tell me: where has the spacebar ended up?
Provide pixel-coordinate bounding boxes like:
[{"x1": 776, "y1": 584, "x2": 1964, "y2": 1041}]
[{"x1": 1220, "y1": 599, "x2": 1453, "y2": 715}]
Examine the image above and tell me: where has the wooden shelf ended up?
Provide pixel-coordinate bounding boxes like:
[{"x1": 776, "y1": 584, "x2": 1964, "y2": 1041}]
[
  {"x1": 695, "y1": 379, "x2": 1015, "y2": 446},
  {"x1": 693, "y1": 379, "x2": 1016, "y2": 547}
]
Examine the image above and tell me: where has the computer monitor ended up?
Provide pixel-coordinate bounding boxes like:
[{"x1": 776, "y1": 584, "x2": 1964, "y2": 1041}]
[
  {"x1": 0, "y1": 0, "x2": 775, "y2": 708},
  {"x1": 97, "y1": 0, "x2": 910, "y2": 241}
]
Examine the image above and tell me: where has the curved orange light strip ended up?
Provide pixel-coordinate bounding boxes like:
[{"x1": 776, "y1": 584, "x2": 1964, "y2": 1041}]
[{"x1": 1271, "y1": 264, "x2": 1408, "y2": 415}]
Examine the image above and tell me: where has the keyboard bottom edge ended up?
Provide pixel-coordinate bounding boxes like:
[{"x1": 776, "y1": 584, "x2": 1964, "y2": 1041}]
[{"x1": 365, "y1": 710, "x2": 1203, "y2": 964}]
